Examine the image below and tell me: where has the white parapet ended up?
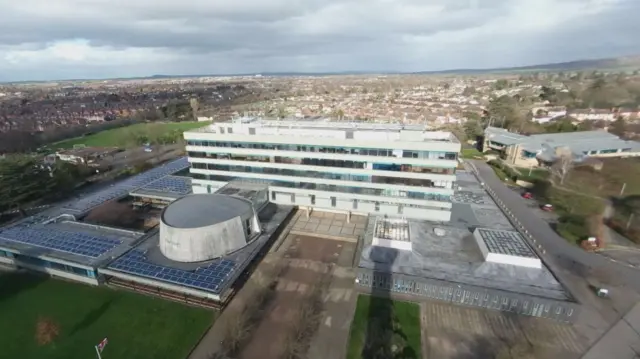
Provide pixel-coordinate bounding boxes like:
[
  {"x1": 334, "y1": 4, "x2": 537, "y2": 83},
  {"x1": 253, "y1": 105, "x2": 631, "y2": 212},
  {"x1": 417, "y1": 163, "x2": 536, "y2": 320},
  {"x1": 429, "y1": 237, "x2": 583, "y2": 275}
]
[{"x1": 473, "y1": 228, "x2": 541, "y2": 269}]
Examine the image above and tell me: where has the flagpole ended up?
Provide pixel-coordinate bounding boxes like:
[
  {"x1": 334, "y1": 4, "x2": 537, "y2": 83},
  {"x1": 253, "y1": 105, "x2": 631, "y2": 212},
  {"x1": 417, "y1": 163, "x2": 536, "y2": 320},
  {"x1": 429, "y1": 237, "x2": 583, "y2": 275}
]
[{"x1": 95, "y1": 345, "x2": 102, "y2": 359}]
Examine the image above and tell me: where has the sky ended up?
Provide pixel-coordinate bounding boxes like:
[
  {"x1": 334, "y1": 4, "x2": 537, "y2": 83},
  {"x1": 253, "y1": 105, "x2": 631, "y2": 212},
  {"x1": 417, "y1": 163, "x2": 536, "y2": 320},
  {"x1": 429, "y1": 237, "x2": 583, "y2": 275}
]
[{"x1": 0, "y1": 0, "x2": 639, "y2": 82}]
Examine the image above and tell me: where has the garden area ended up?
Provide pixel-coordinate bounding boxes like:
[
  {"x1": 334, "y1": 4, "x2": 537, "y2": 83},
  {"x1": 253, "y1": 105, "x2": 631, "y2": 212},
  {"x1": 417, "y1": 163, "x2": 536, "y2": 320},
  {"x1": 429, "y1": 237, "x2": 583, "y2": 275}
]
[
  {"x1": 52, "y1": 121, "x2": 209, "y2": 149},
  {"x1": 0, "y1": 272, "x2": 213, "y2": 359},
  {"x1": 347, "y1": 295, "x2": 421, "y2": 359}
]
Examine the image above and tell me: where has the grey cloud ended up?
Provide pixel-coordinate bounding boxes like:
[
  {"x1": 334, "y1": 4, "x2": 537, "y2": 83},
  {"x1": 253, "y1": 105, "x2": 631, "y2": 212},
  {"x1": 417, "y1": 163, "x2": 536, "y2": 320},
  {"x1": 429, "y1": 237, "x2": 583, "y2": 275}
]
[{"x1": 0, "y1": 0, "x2": 638, "y2": 81}]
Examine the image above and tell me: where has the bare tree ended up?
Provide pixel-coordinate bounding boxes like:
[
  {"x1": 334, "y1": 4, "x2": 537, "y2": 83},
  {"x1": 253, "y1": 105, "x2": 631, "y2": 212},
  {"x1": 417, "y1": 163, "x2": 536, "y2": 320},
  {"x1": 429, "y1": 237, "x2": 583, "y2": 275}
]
[
  {"x1": 550, "y1": 146, "x2": 574, "y2": 185},
  {"x1": 280, "y1": 271, "x2": 331, "y2": 359}
]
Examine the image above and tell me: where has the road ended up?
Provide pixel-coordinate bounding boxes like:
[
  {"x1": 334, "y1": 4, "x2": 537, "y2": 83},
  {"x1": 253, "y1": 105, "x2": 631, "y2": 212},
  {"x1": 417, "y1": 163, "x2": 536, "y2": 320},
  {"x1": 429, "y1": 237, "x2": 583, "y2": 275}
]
[{"x1": 469, "y1": 160, "x2": 640, "y2": 345}]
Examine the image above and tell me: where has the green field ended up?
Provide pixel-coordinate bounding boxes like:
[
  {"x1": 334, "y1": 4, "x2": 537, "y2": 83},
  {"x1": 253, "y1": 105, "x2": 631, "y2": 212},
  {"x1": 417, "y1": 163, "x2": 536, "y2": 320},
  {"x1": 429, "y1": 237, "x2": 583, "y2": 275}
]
[
  {"x1": 53, "y1": 121, "x2": 209, "y2": 149},
  {"x1": 347, "y1": 295, "x2": 421, "y2": 359},
  {"x1": 0, "y1": 273, "x2": 213, "y2": 359},
  {"x1": 461, "y1": 148, "x2": 483, "y2": 159}
]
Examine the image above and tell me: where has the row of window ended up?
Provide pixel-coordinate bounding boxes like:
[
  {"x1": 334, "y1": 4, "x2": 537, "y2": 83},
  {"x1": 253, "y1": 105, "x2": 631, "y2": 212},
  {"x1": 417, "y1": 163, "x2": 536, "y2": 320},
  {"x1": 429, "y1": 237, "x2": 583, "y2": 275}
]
[
  {"x1": 186, "y1": 141, "x2": 458, "y2": 160},
  {"x1": 191, "y1": 173, "x2": 453, "y2": 202},
  {"x1": 272, "y1": 193, "x2": 432, "y2": 213},
  {"x1": 357, "y1": 273, "x2": 573, "y2": 318},
  {"x1": 14, "y1": 254, "x2": 97, "y2": 278},
  {"x1": 191, "y1": 163, "x2": 451, "y2": 189},
  {"x1": 189, "y1": 153, "x2": 457, "y2": 173}
]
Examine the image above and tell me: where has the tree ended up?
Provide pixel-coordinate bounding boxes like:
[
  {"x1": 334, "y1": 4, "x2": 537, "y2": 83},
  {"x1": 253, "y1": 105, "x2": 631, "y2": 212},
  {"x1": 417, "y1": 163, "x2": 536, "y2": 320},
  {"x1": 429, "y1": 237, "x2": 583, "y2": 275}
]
[
  {"x1": 550, "y1": 147, "x2": 574, "y2": 185},
  {"x1": 544, "y1": 117, "x2": 577, "y2": 133},
  {"x1": 276, "y1": 106, "x2": 288, "y2": 119},
  {"x1": 494, "y1": 79, "x2": 509, "y2": 90},
  {"x1": 189, "y1": 98, "x2": 200, "y2": 121},
  {"x1": 609, "y1": 117, "x2": 627, "y2": 137},
  {"x1": 484, "y1": 95, "x2": 524, "y2": 130}
]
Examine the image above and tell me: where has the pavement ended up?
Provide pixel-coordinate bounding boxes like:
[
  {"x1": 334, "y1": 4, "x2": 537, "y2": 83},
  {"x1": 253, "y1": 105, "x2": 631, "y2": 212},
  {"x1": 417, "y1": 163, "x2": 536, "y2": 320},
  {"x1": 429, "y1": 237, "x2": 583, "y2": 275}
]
[{"x1": 468, "y1": 160, "x2": 640, "y2": 348}]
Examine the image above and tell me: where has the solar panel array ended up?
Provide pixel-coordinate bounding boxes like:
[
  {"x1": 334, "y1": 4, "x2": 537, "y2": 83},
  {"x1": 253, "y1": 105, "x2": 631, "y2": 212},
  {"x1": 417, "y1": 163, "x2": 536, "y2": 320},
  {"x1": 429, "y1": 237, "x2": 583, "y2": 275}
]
[
  {"x1": 108, "y1": 250, "x2": 237, "y2": 293},
  {"x1": 477, "y1": 229, "x2": 537, "y2": 258},
  {"x1": 63, "y1": 157, "x2": 190, "y2": 213},
  {"x1": 140, "y1": 176, "x2": 191, "y2": 195},
  {"x1": 0, "y1": 226, "x2": 122, "y2": 258}
]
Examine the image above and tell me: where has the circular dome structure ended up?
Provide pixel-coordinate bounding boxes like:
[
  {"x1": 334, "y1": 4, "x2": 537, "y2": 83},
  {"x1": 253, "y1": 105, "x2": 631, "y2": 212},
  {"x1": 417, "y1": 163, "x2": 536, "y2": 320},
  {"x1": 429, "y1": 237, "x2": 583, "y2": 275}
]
[{"x1": 159, "y1": 194, "x2": 259, "y2": 262}]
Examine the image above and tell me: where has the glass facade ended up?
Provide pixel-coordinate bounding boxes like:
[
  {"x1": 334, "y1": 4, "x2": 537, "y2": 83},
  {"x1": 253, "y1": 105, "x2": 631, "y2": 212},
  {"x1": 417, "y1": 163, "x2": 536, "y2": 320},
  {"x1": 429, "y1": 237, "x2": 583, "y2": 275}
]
[
  {"x1": 186, "y1": 141, "x2": 457, "y2": 161},
  {"x1": 192, "y1": 173, "x2": 452, "y2": 202},
  {"x1": 191, "y1": 163, "x2": 450, "y2": 189},
  {"x1": 9, "y1": 252, "x2": 97, "y2": 278}
]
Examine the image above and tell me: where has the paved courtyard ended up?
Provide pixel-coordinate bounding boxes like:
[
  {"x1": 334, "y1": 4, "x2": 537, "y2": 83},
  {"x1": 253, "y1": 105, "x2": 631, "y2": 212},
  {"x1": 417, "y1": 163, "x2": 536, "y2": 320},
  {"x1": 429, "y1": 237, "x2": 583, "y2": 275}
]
[
  {"x1": 290, "y1": 210, "x2": 367, "y2": 241},
  {"x1": 421, "y1": 301, "x2": 586, "y2": 359}
]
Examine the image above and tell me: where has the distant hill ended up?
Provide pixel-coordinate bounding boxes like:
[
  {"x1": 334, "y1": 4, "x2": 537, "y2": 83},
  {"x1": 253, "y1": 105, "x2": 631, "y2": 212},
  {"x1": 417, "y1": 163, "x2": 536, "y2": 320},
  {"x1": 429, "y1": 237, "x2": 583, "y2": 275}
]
[
  {"x1": 413, "y1": 55, "x2": 640, "y2": 75},
  {"x1": 4, "y1": 55, "x2": 640, "y2": 83}
]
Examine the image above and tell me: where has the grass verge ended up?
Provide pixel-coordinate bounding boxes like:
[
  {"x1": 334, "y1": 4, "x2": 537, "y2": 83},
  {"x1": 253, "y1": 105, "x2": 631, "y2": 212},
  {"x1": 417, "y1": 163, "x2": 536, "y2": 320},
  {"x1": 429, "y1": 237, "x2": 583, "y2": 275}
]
[
  {"x1": 0, "y1": 272, "x2": 213, "y2": 359},
  {"x1": 461, "y1": 148, "x2": 483, "y2": 159},
  {"x1": 347, "y1": 295, "x2": 421, "y2": 359},
  {"x1": 53, "y1": 121, "x2": 208, "y2": 149}
]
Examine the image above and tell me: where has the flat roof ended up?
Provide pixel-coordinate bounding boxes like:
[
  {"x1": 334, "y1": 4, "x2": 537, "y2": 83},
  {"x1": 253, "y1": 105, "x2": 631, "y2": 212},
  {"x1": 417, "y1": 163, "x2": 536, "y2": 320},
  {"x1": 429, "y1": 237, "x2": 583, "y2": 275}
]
[
  {"x1": 63, "y1": 157, "x2": 190, "y2": 214},
  {"x1": 0, "y1": 157, "x2": 190, "y2": 267},
  {"x1": 358, "y1": 170, "x2": 570, "y2": 301},
  {"x1": 485, "y1": 126, "x2": 640, "y2": 154},
  {"x1": 129, "y1": 175, "x2": 192, "y2": 200},
  {"x1": 161, "y1": 194, "x2": 252, "y2": 228},
  {"x1": 0, "y1": 216, "x2": 143, "y2": 267},
  {"x1": 103, "y1": 203, "x2": 294, "y2": 296}
]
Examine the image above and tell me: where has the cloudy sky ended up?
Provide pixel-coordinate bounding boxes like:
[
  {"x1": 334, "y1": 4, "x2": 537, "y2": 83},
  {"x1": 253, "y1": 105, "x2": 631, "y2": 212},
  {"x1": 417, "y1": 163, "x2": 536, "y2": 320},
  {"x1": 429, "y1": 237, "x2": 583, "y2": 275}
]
[{"x1": 0, "y1": 0, "x2": 639, "y2": 81}]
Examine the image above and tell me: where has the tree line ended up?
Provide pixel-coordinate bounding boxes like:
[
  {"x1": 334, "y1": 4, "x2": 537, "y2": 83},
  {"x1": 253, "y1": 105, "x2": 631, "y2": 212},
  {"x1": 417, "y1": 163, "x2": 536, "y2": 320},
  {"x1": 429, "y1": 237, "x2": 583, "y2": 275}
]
[{"x1": 0, "y1": 155, "x2": 92, "y2": 215}]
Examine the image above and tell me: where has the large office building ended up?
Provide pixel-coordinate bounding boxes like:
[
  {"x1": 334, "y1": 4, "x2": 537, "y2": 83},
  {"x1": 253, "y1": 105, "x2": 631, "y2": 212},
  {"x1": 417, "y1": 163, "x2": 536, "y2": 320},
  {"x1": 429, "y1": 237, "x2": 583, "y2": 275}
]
[{"x1": 184, "y1": 118, "x2": 461, "y2": 222}]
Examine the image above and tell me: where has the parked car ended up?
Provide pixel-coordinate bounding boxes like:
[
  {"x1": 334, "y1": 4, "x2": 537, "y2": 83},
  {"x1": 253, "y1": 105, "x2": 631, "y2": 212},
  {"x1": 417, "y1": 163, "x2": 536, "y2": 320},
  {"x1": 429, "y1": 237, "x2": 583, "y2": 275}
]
[
  {"x1": 522, "y1": 192, "x2": 533, "y2": 199},
  {"x1": 541, "y1": 204, "x2": 554, "y2": 212}
]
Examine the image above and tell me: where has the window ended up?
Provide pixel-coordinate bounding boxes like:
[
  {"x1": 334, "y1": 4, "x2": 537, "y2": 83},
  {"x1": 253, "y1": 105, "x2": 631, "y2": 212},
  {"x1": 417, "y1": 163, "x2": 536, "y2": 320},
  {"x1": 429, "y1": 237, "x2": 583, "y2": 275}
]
[
  {"x1": 220, "y1": 127, "x2": 225, "y2": 134},
  {"x1": 331, "y1": 197, "x2": 337, "y2": 207},
  {"x1": 375, "y1": 202, "x2": 380, "y2": 211},
  {"x1": 227, "y1": 127, "x2": 233, "y2": 134},
  {"x1": 310, "y1": 195, "x2": 316, "y2": 205},
  {"x1": 246, "y1": 219, "x2": 252, "y2": 235},
  {"x1": 353, "y1": 199, "x2": 358, "y2": 209},
  {"x1": 271, "y1": 191, "x2": 276, "y2": 200},
  {"x1": 249, "y1": 128, "x2": 256, "y2": 135},
  {"x1": 290, "y1": 194, "x2": 295, "y2": 203}
]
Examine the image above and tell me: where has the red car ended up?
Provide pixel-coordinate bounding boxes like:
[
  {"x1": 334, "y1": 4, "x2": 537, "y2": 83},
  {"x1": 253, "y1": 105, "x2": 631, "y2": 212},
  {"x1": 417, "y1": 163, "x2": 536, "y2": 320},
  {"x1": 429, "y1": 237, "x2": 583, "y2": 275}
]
[{"x1": 522, "y1": 192, "x2": 533, "y2": 199}]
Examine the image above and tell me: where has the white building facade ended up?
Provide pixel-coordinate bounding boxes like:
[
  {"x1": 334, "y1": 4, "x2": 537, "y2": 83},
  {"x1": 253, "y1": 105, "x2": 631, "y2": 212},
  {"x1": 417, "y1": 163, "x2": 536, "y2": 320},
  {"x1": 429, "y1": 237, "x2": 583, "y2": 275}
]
[{"x1": 184, "y1": 118, "x2": 461, "y2": 221}]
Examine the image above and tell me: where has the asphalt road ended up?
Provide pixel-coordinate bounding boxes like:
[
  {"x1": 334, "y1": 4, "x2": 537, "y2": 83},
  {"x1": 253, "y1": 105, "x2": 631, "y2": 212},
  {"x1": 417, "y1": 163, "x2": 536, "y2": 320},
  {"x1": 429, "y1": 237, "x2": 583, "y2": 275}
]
[
  {"x1": 469, "y1": 160, "x2": 640, "y2": 347},
  {"x1": 470, "y1": 160, "x2": 640, "y2": 287}
]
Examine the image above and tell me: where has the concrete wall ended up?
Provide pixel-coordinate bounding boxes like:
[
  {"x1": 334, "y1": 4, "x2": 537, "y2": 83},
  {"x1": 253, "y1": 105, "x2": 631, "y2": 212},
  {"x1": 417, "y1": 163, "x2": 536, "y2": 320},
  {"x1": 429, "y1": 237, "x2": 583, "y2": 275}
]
[
  {"x1": 269, "y1": 189, "x2": 451, "y2": 221},
  {"x1": 159, "y1": 208, "x2": 257, "y2": 262}
]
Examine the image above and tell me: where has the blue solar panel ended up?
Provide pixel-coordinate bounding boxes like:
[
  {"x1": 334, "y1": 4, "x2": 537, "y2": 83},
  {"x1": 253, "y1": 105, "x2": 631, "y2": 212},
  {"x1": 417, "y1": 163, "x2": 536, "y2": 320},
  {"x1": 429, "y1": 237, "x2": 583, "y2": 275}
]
[
  {"x1": 140, "y1": 176, "x2": 191, "y2": 195},
  {"x1": 108, "y1": 249, "x2": 236, "y2": 293},
  {"x1": 63, "y1": 157, "x2": 189, "y2": 212},
  {"x1": 0, "y1": 226, "x2": 122, "y2": 258}
]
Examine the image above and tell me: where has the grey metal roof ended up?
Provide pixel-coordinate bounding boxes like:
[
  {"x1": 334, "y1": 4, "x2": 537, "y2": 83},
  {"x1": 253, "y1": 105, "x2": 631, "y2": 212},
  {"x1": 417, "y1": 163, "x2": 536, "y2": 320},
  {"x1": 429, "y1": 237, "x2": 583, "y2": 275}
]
[
  {"x1": 486, "y1": 127, "x2": 640, "y2": 154},
  {"x1": 161, "y1": 194, "x2": 252, "y2": 228}
]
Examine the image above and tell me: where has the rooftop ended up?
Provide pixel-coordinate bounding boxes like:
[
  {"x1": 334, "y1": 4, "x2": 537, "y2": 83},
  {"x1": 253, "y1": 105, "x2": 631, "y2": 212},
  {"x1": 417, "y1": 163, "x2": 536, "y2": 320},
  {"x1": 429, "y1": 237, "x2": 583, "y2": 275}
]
[
  {"x1": 358, "y1": 170, "x2": 570, "y2": 301},
  {"x1": 187, "y1": 117, "x2": 460, "y2": 144},
  {"x1": 485, "y1": 126, "x2": 640, "y2": 154},
  {"x1": 161, "y1": 194, "x2": 252, "y2": 229},
  {"x1": 104, "y1": 203, "x2": 294, "y2": 297}
]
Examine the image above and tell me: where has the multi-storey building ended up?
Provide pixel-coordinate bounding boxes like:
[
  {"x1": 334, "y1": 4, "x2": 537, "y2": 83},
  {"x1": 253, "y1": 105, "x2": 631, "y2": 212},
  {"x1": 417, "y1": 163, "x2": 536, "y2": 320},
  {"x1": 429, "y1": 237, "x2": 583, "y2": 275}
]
[{"x1": 184, "y1": 118, "x2": 461, "y2": 221}]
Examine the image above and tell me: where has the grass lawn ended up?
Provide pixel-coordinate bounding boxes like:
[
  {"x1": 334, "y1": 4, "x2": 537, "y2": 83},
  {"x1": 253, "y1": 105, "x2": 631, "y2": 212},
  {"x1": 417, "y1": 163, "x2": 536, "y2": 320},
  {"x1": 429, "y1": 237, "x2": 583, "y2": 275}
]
[
  {"x1": 53, "y1": 121, "x2": 209, "y2": 149},
  {"x1": 0, "y1": 272, "x2": 213, "y2": 359},
  {"x1": 461, "y1": 148, "x2": 483, "y2": 159},
  {"x1": 347, "y1": 295, "x2": 421, "y2": 359}
]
